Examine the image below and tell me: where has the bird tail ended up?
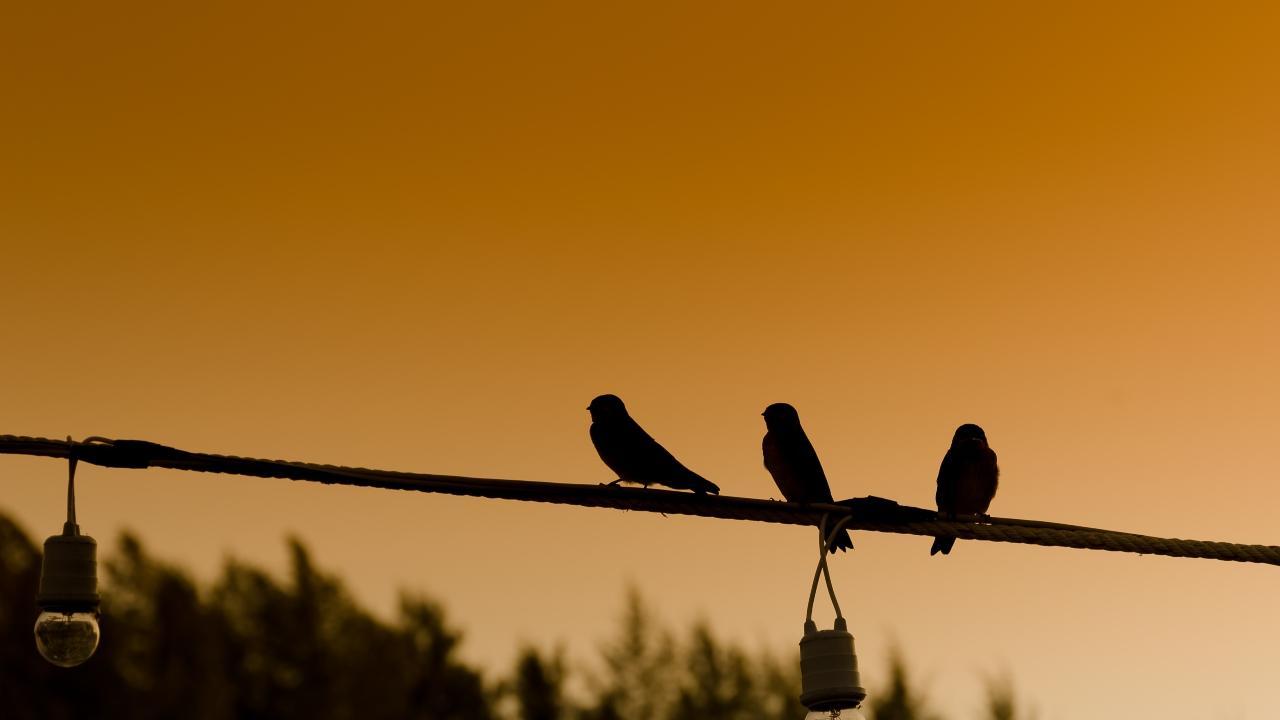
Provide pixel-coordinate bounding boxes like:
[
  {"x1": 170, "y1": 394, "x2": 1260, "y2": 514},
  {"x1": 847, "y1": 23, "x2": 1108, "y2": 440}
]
[
  {"x1": 677, "y1": 469, "x2": 720, "y2": 494},
  {"x1": 828, "y1": 529, "x2": 854, "y2": 553},
  {"x1": 930, "y1": 536, "x2": 955, "y2": 556}
]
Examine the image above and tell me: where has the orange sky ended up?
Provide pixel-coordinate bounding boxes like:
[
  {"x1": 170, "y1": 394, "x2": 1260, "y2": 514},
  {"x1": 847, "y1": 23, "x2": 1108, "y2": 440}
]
[{"x1": 4, "y1": 2, "x2": 1280, "y2": 717}]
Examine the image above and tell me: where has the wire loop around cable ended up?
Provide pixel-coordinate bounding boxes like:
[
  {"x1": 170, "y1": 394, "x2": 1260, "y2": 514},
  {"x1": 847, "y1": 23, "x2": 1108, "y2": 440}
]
[
  {"x1": 65, "y1": 436, "x2": 78, "y2": 531},
  {"x1": 806, "y1": 513, "x2": 855, "y2": 625}
]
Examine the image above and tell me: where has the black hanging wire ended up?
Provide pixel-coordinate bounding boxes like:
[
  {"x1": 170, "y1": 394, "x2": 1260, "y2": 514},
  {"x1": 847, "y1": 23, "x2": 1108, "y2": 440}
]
[{"x1": 2, "y1": 434, "x2": 1279, "y2": 567}]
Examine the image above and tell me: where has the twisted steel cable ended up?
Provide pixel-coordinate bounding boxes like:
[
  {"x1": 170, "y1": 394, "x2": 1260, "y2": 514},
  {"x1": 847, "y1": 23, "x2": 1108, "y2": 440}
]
[{"x1": 3, "y1": 434, "x2": 1278, "y2": 567}]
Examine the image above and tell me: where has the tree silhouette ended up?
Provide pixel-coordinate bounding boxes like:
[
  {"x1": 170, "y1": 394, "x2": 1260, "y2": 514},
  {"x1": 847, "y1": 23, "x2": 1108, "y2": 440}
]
[
  {"x1": 0, "y1": 512, "x2": 66, "y2": 719},
  {"x1": 103, "y1": 532, "x2": 232, "y2": 720},
  {"x1": 505, "y1": 645, "x2": 570, "y2": 720},
  {"x1": 983, "y1": 673, "x2": 1036, "y2": 720},
  {"x1": 867, "y1": 647, "x2": 939, "y2": 720},
  {"x1": 754, "y1": 650, "x2": 808, "y2": 720},
  {"x1": 670, "y1": 621, "x2": 759, "y2": 719},
  {"x1": 581, "y1": 587, "x2": 678, "y2": 719},
  {"x1": 396, "y1": 593, "x2": 494, "y2": 720},
  {"x1": 0, "y1": 512, "x2": 493, "y2": 720},
  {"x1": 0, "y1": 509, "x2": 1036, "y2": 719}
]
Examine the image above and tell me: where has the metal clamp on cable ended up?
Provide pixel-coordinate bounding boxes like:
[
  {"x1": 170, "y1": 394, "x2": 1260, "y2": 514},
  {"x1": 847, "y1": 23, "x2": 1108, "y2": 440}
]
[{"x1": 74, "y1": 438, "x2": 177, "y2": 469}]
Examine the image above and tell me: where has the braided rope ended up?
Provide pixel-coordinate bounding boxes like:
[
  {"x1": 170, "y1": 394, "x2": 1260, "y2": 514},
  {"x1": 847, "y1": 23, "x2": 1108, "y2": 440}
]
[{"x1": 3, "y1": 434, "x2": 1278, "y2": 566}]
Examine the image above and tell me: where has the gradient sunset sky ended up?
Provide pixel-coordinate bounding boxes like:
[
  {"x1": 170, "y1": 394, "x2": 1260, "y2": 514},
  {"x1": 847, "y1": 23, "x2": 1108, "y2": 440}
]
[{"x1": 4, "y1": 2, "x2": 1280, "y2": 718}]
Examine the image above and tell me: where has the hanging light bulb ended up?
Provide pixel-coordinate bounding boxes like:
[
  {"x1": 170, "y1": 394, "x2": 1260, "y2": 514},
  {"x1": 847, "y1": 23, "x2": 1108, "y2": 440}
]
[
  {"x1": 34, "y1": 608, "x2": 99, "y2": 668},
  {"x1": 798, "y1": 516, "x2": 867, "y2": 720},
  {"x1": 34, "y1": 444, "x2": 100, "y2": 667}
]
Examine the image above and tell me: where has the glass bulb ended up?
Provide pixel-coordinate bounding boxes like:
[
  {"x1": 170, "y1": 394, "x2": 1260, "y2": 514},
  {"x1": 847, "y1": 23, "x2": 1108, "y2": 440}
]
[
  {"x1": 34, "y1": 611, "x2": 99, "y2": 667},
  {"x1": 805, "y1": 709, "x2": 866, "y2": 720}
]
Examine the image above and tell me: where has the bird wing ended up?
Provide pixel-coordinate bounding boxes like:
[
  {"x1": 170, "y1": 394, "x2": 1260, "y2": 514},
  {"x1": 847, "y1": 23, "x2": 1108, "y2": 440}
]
[
  {"x1": 764, "y1": 429, "x2": 833, "y2": 503},
  {"x1": 628, "y1": 421, "x2": 694, "y2": 477},
  {"x1": 941, "y1": 443, "x2": 999, "y2": 514},
  {"x1": 593, "y1": 416, "x2": 696, "y2": 480},
  {"x1": 935, "y1": 448, "x2": 959, "y2": 512},
  {"x1": 763, "y1": 431, "x2": 800, "y2": 501},
  {"x1": 590, "y1": 421, "x2": 632, "y2": 479},
  {"x1": 789, "y1": 429, "x2": 833, "y2": 502},
  {"x1": 980, "y1": 445, "x2": 999, "y2": 507},
  {"x1": 632, "y1": 420, "x2": 720, "y2": 492}
]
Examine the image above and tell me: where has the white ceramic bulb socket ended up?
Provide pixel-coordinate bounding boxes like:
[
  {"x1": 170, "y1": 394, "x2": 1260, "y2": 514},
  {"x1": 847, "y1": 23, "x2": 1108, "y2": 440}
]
[{"x1": 799, "y1": 618, "x2": 866, "y2": 713}]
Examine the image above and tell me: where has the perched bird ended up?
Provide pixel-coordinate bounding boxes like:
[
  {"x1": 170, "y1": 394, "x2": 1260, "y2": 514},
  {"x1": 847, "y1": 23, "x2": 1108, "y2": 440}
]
[
  {"x1": 588, "y1": 394, "x2": 720, "y2": 494},
  {"x1": 762, "y1": 403, "x2": 853, "y2": 552},
  {"x1": 931, "y1": 423, "x2": 999, "y2": 556}
]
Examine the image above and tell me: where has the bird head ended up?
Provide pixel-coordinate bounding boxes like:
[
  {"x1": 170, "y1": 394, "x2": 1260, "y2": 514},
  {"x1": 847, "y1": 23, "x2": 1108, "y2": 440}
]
[
  {"x1": 762, "y1": 402, "x2": 801, "y2": 429},
  {"x1": 952, "y1": 423, "x2": 988, "y2": 446},
  {"x1": 588, "y1": 394, "x2": 628, "y2": 420}
]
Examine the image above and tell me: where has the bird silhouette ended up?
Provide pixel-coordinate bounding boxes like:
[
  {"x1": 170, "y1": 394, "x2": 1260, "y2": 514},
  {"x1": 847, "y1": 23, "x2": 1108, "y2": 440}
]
[
  {"x1": 762, "y1": 403, "x2": 853, "y2": 552},
  {"x1": 931, "y1": 423, "x2": 999, "y2": 556},
  {"x1": 588, "y1": 394, "x2": 720, "y2": 494}
]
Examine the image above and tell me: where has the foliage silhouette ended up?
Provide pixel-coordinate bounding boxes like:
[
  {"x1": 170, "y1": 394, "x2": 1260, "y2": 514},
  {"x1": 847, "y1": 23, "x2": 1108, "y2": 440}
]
[
  {"x1": 581, "y1": 587, "x2": 679, "y2": 719},
  {"x1": 982, "y1": 672, "x2": 1036, "y2": 720},
  {"x1": 0, "y1": 510, "x2": 1032, "y2": 719},
  {"x1": 504, "y1": 645, "x2": 570, "y2": 720},
  {"x1": 0, "y1": 512, "x2": 491, "y2": 720},
  {"x1": 868, "y1": 647, "x2": 941, "y2": 720}
]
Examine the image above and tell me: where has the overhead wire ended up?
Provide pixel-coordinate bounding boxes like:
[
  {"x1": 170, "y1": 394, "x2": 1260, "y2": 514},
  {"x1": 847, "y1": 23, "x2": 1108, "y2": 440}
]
[{"x1": 2, "y1": 434, "x2": 1278, "y2": 567}]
